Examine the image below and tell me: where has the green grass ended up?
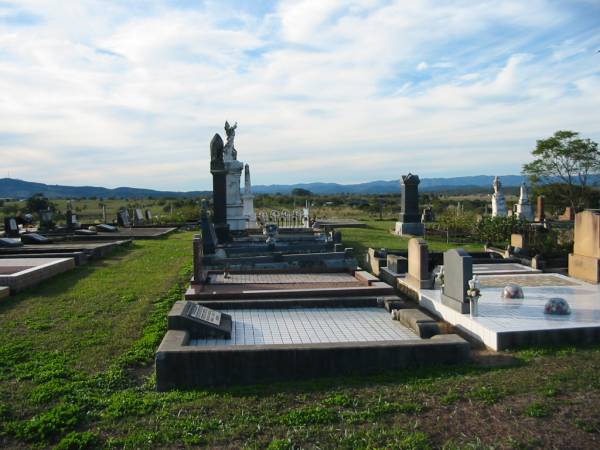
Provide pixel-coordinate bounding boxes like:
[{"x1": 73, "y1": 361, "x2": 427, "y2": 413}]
[
  {"x1": 0, "y1": 231, "x2": 599, "y2": 449},
  {"x1": 341, "y1": 220, "x2": 483, "y2": 264}
]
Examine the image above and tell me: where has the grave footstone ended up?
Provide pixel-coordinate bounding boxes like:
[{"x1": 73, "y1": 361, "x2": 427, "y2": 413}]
[
  {"x1": 441, "y1": 248, "x2": 473, "y2": 314},
  {"x1": 168, "y1": 301, "x2": 232, "y2": 339}
]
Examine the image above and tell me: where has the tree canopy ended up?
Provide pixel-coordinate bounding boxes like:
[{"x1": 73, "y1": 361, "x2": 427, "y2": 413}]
[{"x1": 523, "y1": 130, "x2": 600, "y2": 209}]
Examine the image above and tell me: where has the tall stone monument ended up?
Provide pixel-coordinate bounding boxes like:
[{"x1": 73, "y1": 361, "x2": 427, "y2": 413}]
[
  {"x1": 394, "y1": 173, "x2": 424, "y2": 236},
  {"x1": 242, "y1": 164, "x2": 257, "y2": 229},
  {"x1": 515, "y1": 183, "x2": 534, "y2": 221},
  {"x1": 491, "y1": 176, "x2": 507, "y2": 217},
  {"x1": 222, "y1": 121, "x2": 246, "y2": 232},
  {"x1": 210, "y1": 133, "x2": 229, "y2": 241},
  {"x1": 568, "y1": 209, "x2": 600, "y2": 283}
]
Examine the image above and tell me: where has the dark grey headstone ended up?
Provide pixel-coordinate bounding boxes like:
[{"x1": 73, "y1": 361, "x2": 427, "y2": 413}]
[
  {"x1": 117, "y1": 210, "x2": 131, "y2": 227},
  {"x1": 210, "y1": 133, "x2": 228, "y2": 241},
  {"x1": 399, "y1": 173, "x2": 421, "y2": 224},
  {"x1": 38, "y1": 210, "x2": 54, "y2": 229},
  {"x1": 4, "y1": 217, "x2": 19, "y2": 237},
  {"x1": 145, "y1": 209, "x2": 153, "y2": 221},
  {"x1": 134, "y1": 208, "x2": 145, "y2": 224},
  {"x1": 387, "y1": 254, "x2": 408, "y2": 273},
  {"x1": 168, "y1": 301, "x2": 231, "y2": 339},
  {"x1": 441, "y1": 248, "x2": 473, "y2": 314},
  {"x1": 21, "y1": 233, "x2": 52, "y2": 245}
]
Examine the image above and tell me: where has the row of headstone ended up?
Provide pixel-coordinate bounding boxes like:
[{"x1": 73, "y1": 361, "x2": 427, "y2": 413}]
[{"x1": 257, "y1": 210, "x2": 307, "y2": 228}]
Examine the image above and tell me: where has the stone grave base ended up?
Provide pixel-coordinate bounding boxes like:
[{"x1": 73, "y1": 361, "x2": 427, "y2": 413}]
[
  {"x1": 568, "y1": 253, "x2": 600, "y2": 284},
  {"x1": 394, "y1": 222, "x2": 424, "y2": 236},
  {"x1": 417, "y1": 272, "x2": 600, "y2": 350},
  {"x1": 155, "y1": 303, "x2": 470, "y2": 390},
  {"x1": 0, "y1": 257, "x2": 75, "y2": 292}
]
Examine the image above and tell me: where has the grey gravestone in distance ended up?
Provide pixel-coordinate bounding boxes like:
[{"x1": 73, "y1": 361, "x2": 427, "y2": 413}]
[
  {"x1": 4, "y1": 217, "x2": 20, "y2": 237},
  {"x1": 145, "y1": 209, "x2": 153, "y2": 221},
  {"x1": 168, "y1": 301, "x2": 232, "y2": 339},
  {"x1": 117, "y1": 210, "x2": 131, "y2": 227},
  {"x1": 441, "y1": 248, "x2": 473, "y2": 314},
  {"x1": 38, "y1": 210, "x2": 54, "y2": 230},
  {"x1": 134, "y1": 208, "x2": 145, "y2": 225},
  {"x1": 395, "y1": 174, "x2": 425, "y2": 236},
  {"x1": 66, "y1": 210, "x2": 80, "y2": 230}
]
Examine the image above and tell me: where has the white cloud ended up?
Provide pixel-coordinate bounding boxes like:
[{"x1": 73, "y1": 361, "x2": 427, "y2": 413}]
[{"x1": 0, "y1": 0, "x2": 598, "y2": 190}]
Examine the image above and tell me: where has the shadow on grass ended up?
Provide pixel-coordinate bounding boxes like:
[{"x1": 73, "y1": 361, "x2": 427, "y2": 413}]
[{"x1": 201, "y1": 361, "x2": 521, "y2": 399}]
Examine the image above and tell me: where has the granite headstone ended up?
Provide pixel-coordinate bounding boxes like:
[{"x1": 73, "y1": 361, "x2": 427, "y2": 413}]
[{"x1": 441, "y1": 248, "x2": 473, "y2": 314}]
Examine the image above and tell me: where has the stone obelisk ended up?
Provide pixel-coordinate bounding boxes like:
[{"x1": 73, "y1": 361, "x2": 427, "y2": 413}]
[{"x1": 242, "y1": 164, "x2": 257, "y2": 228}]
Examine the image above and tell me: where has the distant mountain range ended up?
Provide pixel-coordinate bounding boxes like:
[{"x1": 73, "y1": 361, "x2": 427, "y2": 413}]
[
  {"x1": 252, "y1": 175, "x2": 528, "y2": 195},
  {"x1": 1, "y1": 175, "x2": 598, "y2": 199},
  {"x1": 0, "y1": 178, "x2": 209, "y2": 199}
]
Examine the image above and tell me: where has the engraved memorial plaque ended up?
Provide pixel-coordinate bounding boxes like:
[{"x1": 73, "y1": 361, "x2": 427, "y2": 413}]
[{"x1": 185, "y1": 303, "x2": 222, "y2": 326}]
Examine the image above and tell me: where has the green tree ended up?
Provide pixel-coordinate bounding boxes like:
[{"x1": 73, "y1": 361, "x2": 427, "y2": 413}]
[
  {"x1": 523, "y1": 130, "x2": 600, "y2": 210},
  {"x1": 291, "y1": 188, "x2": 312, "y2": 196},
  {"x1": 25, "y1": 193, "x2": 53, "y2": 213}
]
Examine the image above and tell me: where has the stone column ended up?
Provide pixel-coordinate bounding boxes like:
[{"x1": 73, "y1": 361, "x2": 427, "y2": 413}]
[
  {"x1": 535, "y1": 195, "x2": 545, "y2": 222},
  {"x1": 242, "y1": 164, "x2": 257, "y2": 228}
]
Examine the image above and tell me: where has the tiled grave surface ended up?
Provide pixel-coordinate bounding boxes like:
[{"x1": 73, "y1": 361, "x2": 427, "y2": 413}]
[
  {"x1": 474, "y1": 263, "x2": 540, "y2": 276},
  {"x1": 211, "y1": 273, "x2": 357, "y2": 284},
  {"x1": 190, "y1": 307, "x2": 417, "y2": 346},
  {"x1": 419, "y1": 273, "x2": 600, "y2": 350},
  {"x1": 479, "y1": 274, "x2": 577, "y2": 288}
]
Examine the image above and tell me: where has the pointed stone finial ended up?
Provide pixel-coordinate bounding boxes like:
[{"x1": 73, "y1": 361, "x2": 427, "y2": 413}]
[{"x1": 244, "y1": 164, "x2": 252, "y2": 194}]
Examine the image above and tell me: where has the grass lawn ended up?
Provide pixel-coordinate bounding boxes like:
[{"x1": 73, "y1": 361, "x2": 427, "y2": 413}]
[
  {"x1": 1, "y1": 232, "x2": 600, "y2": 449},
  {"x1": 342, "y1": 220, "x2": 483, "y2": 265}
]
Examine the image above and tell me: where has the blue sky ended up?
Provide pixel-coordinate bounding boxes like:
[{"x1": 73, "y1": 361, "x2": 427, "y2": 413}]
[{"x1": 1, "y1": 0, "x2": 599, "y2": 191}]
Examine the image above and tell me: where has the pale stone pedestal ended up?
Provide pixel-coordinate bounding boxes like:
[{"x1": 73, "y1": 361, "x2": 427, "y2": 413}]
[
  {"x1": 568, "y1": 210, "x2": 600, "y2": 284},
  {"x1": 568, "y1": 254, "x2": 600, "y2": 284},
  {"x1": 394, "y1": 222, "x2": 424, "y2": 236},
  {"x1": 405, "y1": 238, "x2": 431, "y2": 289}
]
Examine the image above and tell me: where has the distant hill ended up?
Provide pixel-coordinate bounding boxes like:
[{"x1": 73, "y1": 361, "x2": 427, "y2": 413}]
[
  {"x1": 252, "y1": 175, "x2": 528, "y2": 195},
  {"x1": 2, "y1": 175, "x2": 597, "y2": 199},
  {"x1": 0, "y1": 178, "x2": 209, "y2": 199}
]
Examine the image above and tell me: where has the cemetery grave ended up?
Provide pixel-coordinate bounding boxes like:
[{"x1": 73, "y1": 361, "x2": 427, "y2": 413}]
[{"x1": 0, "y1": 257, "x2": 75, "y2": 293}]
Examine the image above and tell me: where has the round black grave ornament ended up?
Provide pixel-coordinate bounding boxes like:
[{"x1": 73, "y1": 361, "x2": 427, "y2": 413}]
[
  {"x1": 544, "y1": 297, "x2": 571, "y2": 315},
  {"x1": 502, "y1": 284, "x2": 524, "y2": 299}
]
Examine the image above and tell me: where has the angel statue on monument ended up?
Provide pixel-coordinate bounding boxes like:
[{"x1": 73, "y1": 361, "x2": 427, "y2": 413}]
[{"x1": 224, "y1": 121, "x2": 238, "y2": 160}]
